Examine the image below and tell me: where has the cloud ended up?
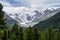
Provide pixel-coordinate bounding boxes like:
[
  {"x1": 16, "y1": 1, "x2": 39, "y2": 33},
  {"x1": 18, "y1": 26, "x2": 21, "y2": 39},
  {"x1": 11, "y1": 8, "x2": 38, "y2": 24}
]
[
  {"x1": 0, "y1": 0, "x2": 60, "y2": 10},
  {"x1": 3, "y1": 7, "x2": 36, "y2": 15},
  {"x1": 3, "y1": 7, "x2": 36, "y2": 21},
  {"x1": 0, "y1": 0, "x2": 12, "y2": 7},
  {"x1": 13, "y1": 0, "x2": 60, "y2": 11}
]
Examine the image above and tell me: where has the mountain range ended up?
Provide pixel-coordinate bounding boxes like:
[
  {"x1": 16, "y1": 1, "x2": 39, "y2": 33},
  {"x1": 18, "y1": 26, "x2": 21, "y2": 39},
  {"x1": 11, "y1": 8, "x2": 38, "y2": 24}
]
[{"x1": 4, "y1": 8, "x2": 60, "y2": 27}]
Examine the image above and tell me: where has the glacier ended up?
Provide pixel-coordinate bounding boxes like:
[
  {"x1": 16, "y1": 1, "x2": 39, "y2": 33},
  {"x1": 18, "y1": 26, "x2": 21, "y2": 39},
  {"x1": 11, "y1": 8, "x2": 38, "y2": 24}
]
[{"x1": 3, "y1": 7, "x2": 60, "y2": 27}]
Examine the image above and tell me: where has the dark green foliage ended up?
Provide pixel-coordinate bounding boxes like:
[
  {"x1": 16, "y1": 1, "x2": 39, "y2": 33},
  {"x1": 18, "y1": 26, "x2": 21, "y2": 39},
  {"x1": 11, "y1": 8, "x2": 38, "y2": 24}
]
[
  {"x1": 56, "y1": 27, "x2": 60, "y2": 40},
  {"x1": 45, "y1": 28, "x2": 55, "y2": 40},
  {"x1": 2, "y1": 30, "x2": 8, "y2": 40},
  {"x1": 0, "y1": 30, "x2": 4, "y2": 40},
  {"x1": 33, "y1": 12, "x2": 60, "y2": 30},
  {"x1": 0, "y1": 3, "x2": 3, "y2": 11},
  {"x1": 10, "y1": 23, "x2": 19, "y2": 40},
  {"x1": 32, "y1": 28, "x2": 40, "y2": 40},
  {"x1": 26, "y1": 26, "x2": 33, "y2": 40},
  {"x1": 56, "y1": 32, "x2": 60, "y2": 40},
  {"x1": 0, "y1": 3, "x2": 7, "y2": 30},
  {"x1": 0, "y1": 4, "x2": 6, "y2": 25},
  {"x1": 0, "y1": 24, "x2": 60, "y2": 40},
  {"x1": 11, "y1": 23, "x2": 18, "y2": 33},
  {"x1": 19, "y1": 27, "x2": 24, "y2": 40}
]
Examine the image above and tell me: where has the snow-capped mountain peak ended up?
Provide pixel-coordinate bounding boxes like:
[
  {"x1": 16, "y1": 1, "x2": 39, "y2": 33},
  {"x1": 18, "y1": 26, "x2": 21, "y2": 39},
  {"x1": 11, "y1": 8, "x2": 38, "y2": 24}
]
[{"x1": 3, "y1": 7, "x2": 60, "y2": 27}]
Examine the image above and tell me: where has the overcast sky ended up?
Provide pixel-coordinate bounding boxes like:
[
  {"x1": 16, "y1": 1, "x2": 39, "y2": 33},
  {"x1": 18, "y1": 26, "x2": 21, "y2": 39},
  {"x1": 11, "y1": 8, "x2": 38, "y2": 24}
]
[{"x1": 0, "y1": 0, "x2": 60, "y2": 8}]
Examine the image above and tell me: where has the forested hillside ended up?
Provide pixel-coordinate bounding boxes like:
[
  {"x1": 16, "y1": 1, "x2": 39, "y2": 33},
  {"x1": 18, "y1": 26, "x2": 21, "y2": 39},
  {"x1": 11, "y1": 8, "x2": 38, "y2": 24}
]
[{"x1": 33, "y1": 12, "x2": 60, "y2": 30}]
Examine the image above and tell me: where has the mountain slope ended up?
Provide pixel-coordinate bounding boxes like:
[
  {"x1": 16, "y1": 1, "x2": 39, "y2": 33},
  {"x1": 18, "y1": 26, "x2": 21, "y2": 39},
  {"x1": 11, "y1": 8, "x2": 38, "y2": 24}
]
[
  {"x1": 5, "y1": 14, "x2": 17, "y2": 27},
  {"x1": 33, "y1": 12, "x2": 60, "y2": 30},
  {"x1": 3, "y1": 8, "x2": 60, "y2": 27}
]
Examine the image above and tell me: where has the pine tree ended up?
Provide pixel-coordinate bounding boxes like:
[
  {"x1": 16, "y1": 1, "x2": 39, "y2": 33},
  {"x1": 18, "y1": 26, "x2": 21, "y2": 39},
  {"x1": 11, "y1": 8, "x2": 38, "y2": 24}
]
[
  {"x1": 11, "y1": 23, "x2": 18, "y2": 33},
  {"x1": 26, "y1": 26, "x2": 33, "y2": 40},
  {"x1": 10, "y1": 23, "x2": 19, "y2": 40},
  {"x1": 56, "y1": 27, "x2": 60, "y2": 40},
  {"x1": 19, "y1": 27, "x2": 24, "y2": 40},
  {"x1": 0, "y1": 3, "x2": 3, "y2": 11},
  {"x1": 56, "y1": 32, "x2": 60, "y2": 40},
  {"x1": 8, "y1": 30, "x2": 11, "y2": 40},
  {"x1": 0, "y1": 3, "x2": 6, "y2": 30},
  {"x1": 32, "y1": 28, "x2": 40, "y2": 40},
  {"x1": 2, "y1": 30, "x2": 8, "y2": 40},
  {"x1": 45, "y1": 27, "x2": 55, "y2": 40},
  {"x1": 0, "y1": 30, "x2": 4, "y2": 40}
]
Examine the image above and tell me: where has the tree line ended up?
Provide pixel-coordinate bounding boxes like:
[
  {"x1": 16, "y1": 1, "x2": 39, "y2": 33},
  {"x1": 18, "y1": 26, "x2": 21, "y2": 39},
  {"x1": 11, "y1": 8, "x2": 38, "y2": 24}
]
[{"x1": 0, "y1": 3, "x2": 60, "y2": 40}]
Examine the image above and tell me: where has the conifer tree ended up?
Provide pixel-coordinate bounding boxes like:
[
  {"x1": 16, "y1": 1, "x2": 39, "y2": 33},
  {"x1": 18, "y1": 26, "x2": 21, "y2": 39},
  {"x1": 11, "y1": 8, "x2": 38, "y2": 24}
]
[
  {"x1": 19, "y1": 27, "x2": 24, "y2": 40},
  {"x1": 56, "y1": 27, "x2": 60, "y2": 40},
  {"x1": 11, "y1": 23, "x2": 18, "y2": 33},
  {"x1": 11, "y1": 23, "x2": 19, "y2": 40},
  {"x1": 32, "y1": 28, "x2": 40, "y2": 40},
  {"x1": 45, "y1": 27, "x2": 55, "y2": 40},
  {"x1": 0, "y1": 3, "x2": 6, "y2": 30},
  {"x1": 2, "y1": 30, "x2": 8, "y2": 40},
  {"x1": 0, "y1": 30, "x2": 4, "y2": 40},
  {"x1": 26, "y1": 26, "x2": 33, "y2": 40},
  {"x1": 8, "y1": 30, "x2": 11, "y2": 40},
  {"x1": 56, "y1": 32, "x2": 60, "y2": 40}
]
